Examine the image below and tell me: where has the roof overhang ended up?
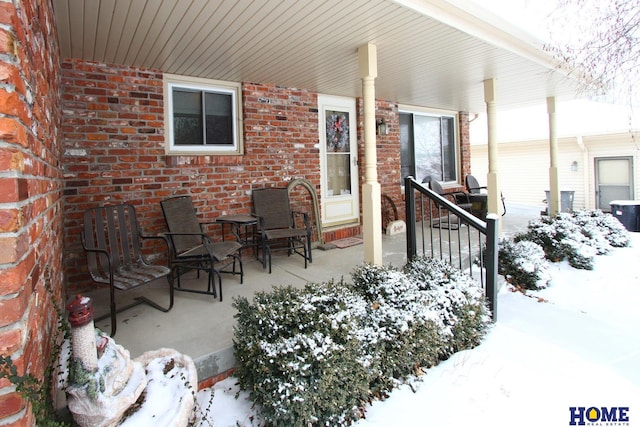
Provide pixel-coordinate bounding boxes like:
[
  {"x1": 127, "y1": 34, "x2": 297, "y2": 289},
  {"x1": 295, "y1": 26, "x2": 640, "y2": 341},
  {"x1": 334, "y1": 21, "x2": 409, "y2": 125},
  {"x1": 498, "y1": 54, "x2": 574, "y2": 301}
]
[{"x1": 52, "y1": 0, "x2": 581, "y2": 113}]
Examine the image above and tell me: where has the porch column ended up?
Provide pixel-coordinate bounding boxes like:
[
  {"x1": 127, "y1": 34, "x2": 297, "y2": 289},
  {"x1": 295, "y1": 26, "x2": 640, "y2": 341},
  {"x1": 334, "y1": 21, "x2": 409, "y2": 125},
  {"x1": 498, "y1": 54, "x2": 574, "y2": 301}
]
[
  {"x1": 484, "y1": 79, "x2": 502, "y2": 233},
  {"x1": 547, "y1": 96, "x2": 560, "y2": 216},
  {"x1": 359, "y1": 43, "x2": 382, "y2": 265}
]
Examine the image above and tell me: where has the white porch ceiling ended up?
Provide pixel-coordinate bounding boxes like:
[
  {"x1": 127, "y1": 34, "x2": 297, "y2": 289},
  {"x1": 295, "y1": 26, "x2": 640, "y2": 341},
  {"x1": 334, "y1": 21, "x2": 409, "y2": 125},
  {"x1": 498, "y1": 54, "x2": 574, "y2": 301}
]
[{"x1": 52, "y1": 0, "x2": 580, "y2": 113}]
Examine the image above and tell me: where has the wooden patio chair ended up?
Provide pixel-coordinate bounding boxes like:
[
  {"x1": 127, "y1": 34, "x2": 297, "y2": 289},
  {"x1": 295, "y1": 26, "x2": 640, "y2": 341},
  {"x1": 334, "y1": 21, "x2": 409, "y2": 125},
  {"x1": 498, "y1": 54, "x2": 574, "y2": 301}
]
[
  {"x1": 81, "y1": 204, "x2": 174, "y2": 337},
  {"x1": 252, "y1": 187, "x2": 312, "y2": 273},
  {"x1": 160, "y1": 195, "x2": 243, "y2": 301}
]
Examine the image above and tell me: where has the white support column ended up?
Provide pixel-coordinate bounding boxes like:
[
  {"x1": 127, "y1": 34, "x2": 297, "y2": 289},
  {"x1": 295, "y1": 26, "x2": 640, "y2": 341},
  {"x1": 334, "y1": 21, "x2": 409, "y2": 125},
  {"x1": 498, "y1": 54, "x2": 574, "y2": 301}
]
[
  {"x1": 547, "y1": 96, "x2": 560, "y2": 216},
  {"x1": 484, "y1": 79, "x2": 502, "y2": 233},
  {"x1": 359, "y1": 43, "x2": 382, "y2": 265}
]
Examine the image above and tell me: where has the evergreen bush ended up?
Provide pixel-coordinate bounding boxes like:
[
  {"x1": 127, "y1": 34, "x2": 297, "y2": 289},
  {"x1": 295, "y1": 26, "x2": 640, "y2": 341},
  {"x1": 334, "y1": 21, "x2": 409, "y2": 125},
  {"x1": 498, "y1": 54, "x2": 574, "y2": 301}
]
[
  {"x1": 233, "y1": 259, "x2": 492, "y2": 425},
  {"x1": 496, "y1": 238, "x2": 551, "y2": 290},
  {"x1": 350, "y1": 264, "x2": 443, "y2": 393},
  {"x1": 403, "y1": 258, "x2": 492, "y2": 358},
  {"x1": 521, "y1": 210, "x2": 631, "y2": 270},
  {"x1": 233, "y1": 282, "x2": 370, "y2": 426}
]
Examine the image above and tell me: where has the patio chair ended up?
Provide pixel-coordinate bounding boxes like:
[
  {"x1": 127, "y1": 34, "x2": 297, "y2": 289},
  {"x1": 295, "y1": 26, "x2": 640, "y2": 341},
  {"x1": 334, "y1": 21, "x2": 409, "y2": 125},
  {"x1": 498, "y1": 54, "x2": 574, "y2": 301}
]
[
  {"x1": 425, "y1": 178, "x2": 474, "y2": 229},
  {"x1": 465, "y1": 174, "x2": 506, "y2": 216},
  {"x1": 161, "y1": 195, "x2": 243, "y2": 302},
  {"x1": 81, "y1": 204, "x2": 174, "y2": 337},
  {"x1": 252, "y1": 187, "x2": 312, "y2": 273}
]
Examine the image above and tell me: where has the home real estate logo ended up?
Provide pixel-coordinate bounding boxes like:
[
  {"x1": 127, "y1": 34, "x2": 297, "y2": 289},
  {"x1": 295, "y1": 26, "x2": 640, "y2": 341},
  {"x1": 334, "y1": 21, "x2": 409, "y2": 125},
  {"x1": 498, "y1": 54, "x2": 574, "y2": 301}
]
[{"x1": 569, "y1": 406, "x2": 630, "y2": 426}]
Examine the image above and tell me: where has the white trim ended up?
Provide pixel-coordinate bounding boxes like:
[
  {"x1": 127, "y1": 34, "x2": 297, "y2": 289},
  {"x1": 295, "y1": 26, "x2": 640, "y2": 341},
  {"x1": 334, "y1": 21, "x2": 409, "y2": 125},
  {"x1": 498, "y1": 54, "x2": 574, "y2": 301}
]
[
  {"x1": 317, "y1": 95, "x2": 360, "y2": 226},
  {"x1": 163, "y1": 74, "x2": 244, "y2": 155}
]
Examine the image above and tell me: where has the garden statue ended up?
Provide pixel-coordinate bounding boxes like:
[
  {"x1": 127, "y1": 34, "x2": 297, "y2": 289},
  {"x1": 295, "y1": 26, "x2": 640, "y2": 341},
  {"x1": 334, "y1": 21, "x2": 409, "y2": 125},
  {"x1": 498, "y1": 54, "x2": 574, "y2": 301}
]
[{"x1": 64, "y1": 295, "x2": 197, "y2": 426}]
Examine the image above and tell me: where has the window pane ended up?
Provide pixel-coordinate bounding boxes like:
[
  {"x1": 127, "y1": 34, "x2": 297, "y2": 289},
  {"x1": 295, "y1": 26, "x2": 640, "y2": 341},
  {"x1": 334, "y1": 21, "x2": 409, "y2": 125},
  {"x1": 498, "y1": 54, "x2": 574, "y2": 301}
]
[
  {"x1": 400, "y1": 113, "x2": 414, "y2": 184},
  {"x1": 442, "y1": 117, "x2": 456, "y2": 181},
  {"x1": 414, "y1": 115, "x2": 442, "y2": 182},
  {"x1": 326, "y1": 153, "x2": 351, "y2": 196},
  {"x1": 172, "y1": 90, "x2": 203, "y2": 145},
  {"x1": 205, "y1": 92, "x2": 233, "y2": 146},
  {"x1": 326, "y1": 111, "x2": 350, "y2": 152}
]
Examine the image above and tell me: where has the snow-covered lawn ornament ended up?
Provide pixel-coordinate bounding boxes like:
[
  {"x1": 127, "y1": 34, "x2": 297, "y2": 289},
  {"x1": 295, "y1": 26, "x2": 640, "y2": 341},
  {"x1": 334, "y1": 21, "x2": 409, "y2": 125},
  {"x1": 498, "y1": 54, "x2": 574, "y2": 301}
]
[
  {"x1": 64, "y1": 295, "x2": 197, "y2": 427},
  {"x1": 65, "y1": 294, "x2": 147, "y2": 427}
]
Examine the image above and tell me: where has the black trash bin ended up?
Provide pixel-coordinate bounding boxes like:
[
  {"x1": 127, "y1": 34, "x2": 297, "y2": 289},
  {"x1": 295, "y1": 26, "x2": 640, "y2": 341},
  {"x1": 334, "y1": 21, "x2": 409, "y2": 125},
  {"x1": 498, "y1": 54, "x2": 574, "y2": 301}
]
[{"x1": 610, "y1": 200, "x2": 640, "y2": 232}]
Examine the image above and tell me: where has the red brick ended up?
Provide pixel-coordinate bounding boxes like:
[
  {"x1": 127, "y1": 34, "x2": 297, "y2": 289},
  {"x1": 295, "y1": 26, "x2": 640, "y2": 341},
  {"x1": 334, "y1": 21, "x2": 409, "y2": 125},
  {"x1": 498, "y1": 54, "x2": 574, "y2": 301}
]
[
  {"x1": 0, "y1": 291, "x2": 28, "y2": 328},
  {"x1": 0, "y1": 329, "x2": 23, "y2": 354},
  {"x1": 0, "y1": 392, "x2": 25, "y2": 420},
  {"x1": 0, "y1": 208, "x2": 21, "y2": 231}
]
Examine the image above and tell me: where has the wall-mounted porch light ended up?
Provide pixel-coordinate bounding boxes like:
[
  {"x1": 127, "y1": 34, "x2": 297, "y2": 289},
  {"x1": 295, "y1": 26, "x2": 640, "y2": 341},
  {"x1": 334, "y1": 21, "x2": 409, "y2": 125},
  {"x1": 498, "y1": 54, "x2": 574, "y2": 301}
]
[
  {"x1": 376, "y1": 118, "x2": 389, "y2": 136},
  {"x1": 571, "y1": 160, "x2": 578, "y2": 172}
]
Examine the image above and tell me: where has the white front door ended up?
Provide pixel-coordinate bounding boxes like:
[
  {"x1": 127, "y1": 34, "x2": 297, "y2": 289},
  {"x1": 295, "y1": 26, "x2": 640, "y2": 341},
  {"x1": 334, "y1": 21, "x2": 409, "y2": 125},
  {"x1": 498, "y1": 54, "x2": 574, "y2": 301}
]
[{"x1": 318, "y1": 95, "x2": 359, "y2": 226}]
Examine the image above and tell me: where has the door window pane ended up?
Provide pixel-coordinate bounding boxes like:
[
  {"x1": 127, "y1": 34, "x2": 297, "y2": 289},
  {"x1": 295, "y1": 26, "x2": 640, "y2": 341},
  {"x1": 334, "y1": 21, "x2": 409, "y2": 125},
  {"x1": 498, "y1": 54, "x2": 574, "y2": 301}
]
[
  {"x1": 326, "y1": 154, "x2": 351, "y2": 196},
  {"x1": 326, "y1": 111, "x2": 350, "y2": 152}
]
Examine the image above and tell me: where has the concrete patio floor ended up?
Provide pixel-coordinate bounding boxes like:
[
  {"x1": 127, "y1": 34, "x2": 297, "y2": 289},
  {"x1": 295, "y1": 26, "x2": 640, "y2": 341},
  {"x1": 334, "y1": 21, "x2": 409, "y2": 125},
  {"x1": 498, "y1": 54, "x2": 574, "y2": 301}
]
[{"x1": 83, "y1": 203, "x2": 541, "y2": 382}]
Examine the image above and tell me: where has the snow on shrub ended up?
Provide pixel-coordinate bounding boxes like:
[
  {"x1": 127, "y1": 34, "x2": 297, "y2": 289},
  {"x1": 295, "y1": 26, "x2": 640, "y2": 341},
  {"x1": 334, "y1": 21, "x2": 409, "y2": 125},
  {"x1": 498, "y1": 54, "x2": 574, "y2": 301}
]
[
  {"x1": 233, "y1": 282, "x2": 370, "y2": 426},
  {"x1": 497, "y1": 238, "x2": 551, "y2": 290},
  {"x1": 350, "y1": 264, "x2": 443, "y2": 393},
  {"x1": 571, "y1": 209, "x2": 630, "y2": 248},
  {"x1": 233, "y1": 259, "x2": 492, "y2": 425},
  {"x1": 520, "y1": 209, "x2": 630, "y2": 270},
  {"x1": 403, "y1": 258, "x2": 492, "y2": 358}
]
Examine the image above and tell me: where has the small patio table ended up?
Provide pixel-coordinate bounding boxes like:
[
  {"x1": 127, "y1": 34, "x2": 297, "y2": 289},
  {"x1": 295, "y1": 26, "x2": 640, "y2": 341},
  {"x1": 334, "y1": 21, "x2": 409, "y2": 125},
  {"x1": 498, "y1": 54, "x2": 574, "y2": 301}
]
[{"x1": 216, "y1": 214, "x2": 259, "y2": 258}]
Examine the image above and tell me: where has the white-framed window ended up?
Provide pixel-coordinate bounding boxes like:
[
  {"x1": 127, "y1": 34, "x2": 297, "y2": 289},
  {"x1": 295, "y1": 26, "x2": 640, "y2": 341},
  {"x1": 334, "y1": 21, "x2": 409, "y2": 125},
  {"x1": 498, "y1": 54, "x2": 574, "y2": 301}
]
[
  {"x1": 399, "y1": 106, "x2": 458, "y2": 185},
  {"x1": 163, "y1": 74, "x2": 243, "y2": 155}
]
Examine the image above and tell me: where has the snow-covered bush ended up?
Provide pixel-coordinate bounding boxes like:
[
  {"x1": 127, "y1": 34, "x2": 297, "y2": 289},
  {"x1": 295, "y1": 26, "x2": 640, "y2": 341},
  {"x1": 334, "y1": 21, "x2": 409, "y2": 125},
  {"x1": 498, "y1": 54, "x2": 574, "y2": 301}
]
[
  {"x1": 233, "y1": 282, "x2": 370, "y2": 426},
  {"x1": 403, "y1": 258, "x2": 492, "y2": 358},
  {"x1": 522, "y1": 210, "x2": 631, "y2": 270},
  {"x1": 233, "y1": 260, "x2": 491, "y2": 425},
  {"x1": 350, "y1": 264, "x2": 443, "y2": 393},
  {"x1": 571, "y1": 209, "x2": 630, "y2": 248},
  {"x1": 497, "y1": 238, "x2": 551, "y2": 290}
]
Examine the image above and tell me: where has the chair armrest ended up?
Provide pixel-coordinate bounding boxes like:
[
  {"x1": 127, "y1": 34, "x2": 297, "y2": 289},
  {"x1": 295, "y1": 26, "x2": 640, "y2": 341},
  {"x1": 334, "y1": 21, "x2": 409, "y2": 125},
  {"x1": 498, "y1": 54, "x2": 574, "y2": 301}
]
[
  {"x1": 81, "y1": 230, "x2": 110, "y2": 256},
  {"x1": 449, "y1": 191, "x2": 470, "y2": 203},
  {"x1": 163, "y1": 231, "x2": 213, "y2": 242},
  {"x1": 291, "y1": 210, "x2": 311, "y2": 230}
]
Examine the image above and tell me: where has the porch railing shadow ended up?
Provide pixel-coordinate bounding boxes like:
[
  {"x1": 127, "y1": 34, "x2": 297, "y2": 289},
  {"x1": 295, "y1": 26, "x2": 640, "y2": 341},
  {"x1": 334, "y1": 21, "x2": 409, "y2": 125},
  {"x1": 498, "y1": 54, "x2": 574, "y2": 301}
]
[{"x1": 404, "y1": 176, "x2": 498, "y2": 321}]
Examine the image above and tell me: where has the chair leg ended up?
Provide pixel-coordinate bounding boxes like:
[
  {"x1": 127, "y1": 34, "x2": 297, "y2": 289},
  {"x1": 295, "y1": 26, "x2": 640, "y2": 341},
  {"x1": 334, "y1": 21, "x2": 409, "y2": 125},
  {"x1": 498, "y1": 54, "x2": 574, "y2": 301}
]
[{"x1": 109, "y1": 283, "x2": 117, "y2": 337}]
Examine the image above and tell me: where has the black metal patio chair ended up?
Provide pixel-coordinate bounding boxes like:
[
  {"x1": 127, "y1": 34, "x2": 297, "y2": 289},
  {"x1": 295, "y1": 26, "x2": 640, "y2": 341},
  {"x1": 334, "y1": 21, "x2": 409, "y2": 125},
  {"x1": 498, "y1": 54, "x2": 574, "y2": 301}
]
[
  {"x1": 252, "y1": 187, "x2": 312, "y2": 273},
  {"x1": 161, "y1": 195, "x2": 243, "y2": 301}
]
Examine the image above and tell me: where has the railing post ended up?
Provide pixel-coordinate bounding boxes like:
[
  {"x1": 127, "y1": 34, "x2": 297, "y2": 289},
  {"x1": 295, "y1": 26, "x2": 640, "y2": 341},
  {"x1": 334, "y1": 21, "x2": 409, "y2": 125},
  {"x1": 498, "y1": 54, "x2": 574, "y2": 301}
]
[
  {"x1": 404, "y1": 177, "x2": 416, "y2": 260},
  {"x1": 485, "y1": 214, "x2": 499, "y2": 322}
]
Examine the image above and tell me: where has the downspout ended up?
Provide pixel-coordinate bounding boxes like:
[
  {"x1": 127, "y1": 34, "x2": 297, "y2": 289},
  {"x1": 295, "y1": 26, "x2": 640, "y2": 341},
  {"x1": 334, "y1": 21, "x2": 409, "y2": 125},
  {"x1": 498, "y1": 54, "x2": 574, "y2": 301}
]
[
  {"x1": 547, "y1": 97, "x2": 560, "y2": 216},
  {"x1": 575, "y1": 135, "x2": 590, "y2": 209}
]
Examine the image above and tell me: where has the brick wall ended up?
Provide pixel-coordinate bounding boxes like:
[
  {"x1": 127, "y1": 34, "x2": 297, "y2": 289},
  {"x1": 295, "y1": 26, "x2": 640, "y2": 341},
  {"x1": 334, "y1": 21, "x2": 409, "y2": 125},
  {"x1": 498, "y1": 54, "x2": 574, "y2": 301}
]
[
  {"x1": 61, "y1": 60, "x2": 471, "y2": 292},
  {"x1": 0, "y1": 0, "x2": 64, "y2": 425}
]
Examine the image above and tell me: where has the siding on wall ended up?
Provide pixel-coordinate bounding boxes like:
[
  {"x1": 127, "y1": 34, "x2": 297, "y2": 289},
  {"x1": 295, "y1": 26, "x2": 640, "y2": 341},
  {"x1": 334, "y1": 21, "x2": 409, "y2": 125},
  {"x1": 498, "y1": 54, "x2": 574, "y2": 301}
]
[
  {"x1": 470, "y1": 131, "x2": 640, "y2": 210},
  {"x1": 0, "y1": 0, "x2": 64, "y2": 425}
]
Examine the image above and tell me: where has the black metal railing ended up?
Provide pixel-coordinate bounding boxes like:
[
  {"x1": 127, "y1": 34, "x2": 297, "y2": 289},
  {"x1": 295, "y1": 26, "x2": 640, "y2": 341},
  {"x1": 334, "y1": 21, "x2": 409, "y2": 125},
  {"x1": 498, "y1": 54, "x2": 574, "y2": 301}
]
[{"x1": 404, "y1": 176, "x2": 498, "y2": 321}]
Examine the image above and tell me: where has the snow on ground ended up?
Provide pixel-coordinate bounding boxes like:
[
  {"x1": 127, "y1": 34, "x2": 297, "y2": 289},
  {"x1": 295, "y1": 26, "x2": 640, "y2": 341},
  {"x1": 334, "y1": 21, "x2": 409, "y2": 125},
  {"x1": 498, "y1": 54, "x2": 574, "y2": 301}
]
[{"x1": 202, "y1": 234, "x2": 640, "y2": 427}]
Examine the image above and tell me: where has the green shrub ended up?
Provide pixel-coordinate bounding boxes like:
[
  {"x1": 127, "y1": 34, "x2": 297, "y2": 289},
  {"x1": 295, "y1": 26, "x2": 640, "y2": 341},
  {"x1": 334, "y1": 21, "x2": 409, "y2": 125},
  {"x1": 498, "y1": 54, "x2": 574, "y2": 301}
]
[
  {"x1": 403, "y1": 258, "x2": 492, "y2": 358},
  {"x1": 521, "y1": 210, "x2": 631, "y2": 270},
  {"x1": 496, "y1": 238, "x2": 551, "y2": 290},
  {"x1": 233, "y1": 282, "x2": 370, "y2": 426},
  {"x1": 233, "y1": 260, "x2": 492, "y2": 425},
  {"x1": 351, "y1": 264, "x2": 443, "y2": 393}
]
